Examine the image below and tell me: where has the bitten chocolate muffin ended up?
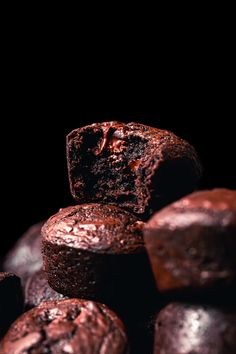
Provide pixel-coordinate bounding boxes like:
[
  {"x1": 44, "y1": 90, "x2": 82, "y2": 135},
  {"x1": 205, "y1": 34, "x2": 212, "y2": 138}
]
[
  {"x1": 24, "y1": 270, "x2": 67, "y2": 311},
  {"x1": 42, "y1": 204, "x2": 155, "y2": 306},
  {"x1": 0, "y1": 272, "x2": 23, "y2": 337},
  {"x1": 144, "y1": 188, "x2": 236, "y2": 295},
  {"x1": 67, "y1": 122, "x2": 201, "y2": 218},
  {"x1": 2, "y1": 221, "x2": 43, "y2": 286},
  {"x1": 154, "y1": 302, "x2": 236, "y2": 354},
  {"x1": 1, "y1": 299, "x2": 129, "y2": 354}
]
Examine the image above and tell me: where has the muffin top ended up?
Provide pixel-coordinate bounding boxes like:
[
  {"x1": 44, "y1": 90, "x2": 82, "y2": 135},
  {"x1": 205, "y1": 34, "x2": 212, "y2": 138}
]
[
  {"x1": 42, "y1": 204, "x2": 144, "y2": 254},
  {"x1": 154, "y1": 302, "x2": 236, "y2": 354},
  {"x1": 2, "y1": 221, "x2": 43, "y2": 285},
  {"x1": 1, "y1": 299, "x2": 128, "y2": 354},
  {"x1": 67, "y1": 121, "x2": 201, "y2": 159},
  {"x1": 146, "y1": 189, "x2": 236, "y2": 230}
]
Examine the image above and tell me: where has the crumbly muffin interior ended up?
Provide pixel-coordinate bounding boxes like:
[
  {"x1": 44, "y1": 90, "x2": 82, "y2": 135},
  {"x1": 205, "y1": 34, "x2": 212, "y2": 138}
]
[{"x1": 69, "y1": 126, "x2": 147, "y2": 211}]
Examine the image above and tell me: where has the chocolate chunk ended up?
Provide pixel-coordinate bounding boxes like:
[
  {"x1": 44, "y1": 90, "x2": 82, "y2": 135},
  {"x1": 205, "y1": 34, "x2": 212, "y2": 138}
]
[
  {"x1": 0, "y1": 272, "x2": 23, "y2": 337},
  {"x1": 144, "y1": 188, "x2": 236, "y2": 295},
  {"x1": 1, "y1": 299, "x2": 129, "y2": 354},
  {"x1": 67, "y1": 122, "x2": 202, "y2": 218}
]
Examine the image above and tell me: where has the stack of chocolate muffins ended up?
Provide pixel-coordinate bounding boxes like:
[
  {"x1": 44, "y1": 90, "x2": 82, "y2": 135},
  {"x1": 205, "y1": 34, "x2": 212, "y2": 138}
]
[{"x1": 0, "y1": 121, "x2": 235, "y2": 353}]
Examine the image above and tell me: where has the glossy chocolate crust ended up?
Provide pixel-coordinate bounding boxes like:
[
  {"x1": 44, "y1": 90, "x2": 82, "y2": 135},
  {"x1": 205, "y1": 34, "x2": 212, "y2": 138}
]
[
  {"x1": 2, "y1": 221, "x2": 43, "y2": 286},
  {"x1": 144, "y1": 189, "x2": 236, "y2": 294},
  {"x1": 67, "y1": 122, "x2": 201, "y2": 218},
  {"x1": 42, "y1": 204, "x2": 152, "y2": 301},
  {"x1": 1, "y1": 299, "x2": 129, "y2": 354},
  {"x1": 24, "y1": 271, "x2": 67, "y2": 311},
  {"x1": 0, "y1": 272, "x2": 23, "y2": 337},
  {"x1": 154, "y1": 302, "x2": 236, "y2": 354}
]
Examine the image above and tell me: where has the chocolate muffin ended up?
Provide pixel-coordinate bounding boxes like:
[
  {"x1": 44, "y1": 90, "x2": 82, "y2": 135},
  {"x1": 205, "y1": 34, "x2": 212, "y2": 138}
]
[
  {"x1": 1, "y1": 299, "x2": 129, "y2": 354},
  {"x1": 42, "y1": 204, "x2": 155, "y2": 307},
  {"x1": 154, "y1": 302, "x2": 236, "y2": 354},
  {"x1": 2, "y1": 221, "x2": 43, "y2": 286},
  {"x1": 24, "y1": 270, "x2": 67, "y2": 311},
  {"x1": 144, "y1": 188, "x2": 236, "y2": 295},
  {"x1": 67, "y1": 122, "x2": 201, "y2": 218},
  {"x1": 0, "y1": 272, "x2": 23, "y2": 337}
]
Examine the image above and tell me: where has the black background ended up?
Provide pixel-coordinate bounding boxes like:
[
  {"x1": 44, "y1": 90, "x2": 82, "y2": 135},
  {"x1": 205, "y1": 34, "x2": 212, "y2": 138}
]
[
  {"x1": 1, "y1": 0, "x2": 235, "y2": 258},
  {"x1": 1, "y1": 22, "x2": 235, "y2": 255},
  {"x1": 2, "y1": 106, "x2": 235, "y2": 257}
]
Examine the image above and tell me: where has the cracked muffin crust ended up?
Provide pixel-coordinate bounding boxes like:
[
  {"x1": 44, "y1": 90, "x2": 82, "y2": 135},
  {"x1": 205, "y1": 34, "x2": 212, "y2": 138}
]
[
  {"x1": 2, "y1": 221, "x2": 44, "y2": 286},
  {"x1": 144, "y1": 188, "x2": 236, "y2": 294},
  {"x1": 67, "y1": 122, "x2": 202, "y2": 218},
  {"x1": 41, "y1": 204, "x2": 155, "y2": 308},
  {"x1": 154, "y1": 302, "x2": 236, "y2": 354},
  {"x1": 1, "y1": 299, "x2": 129, "y2": 354}
]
